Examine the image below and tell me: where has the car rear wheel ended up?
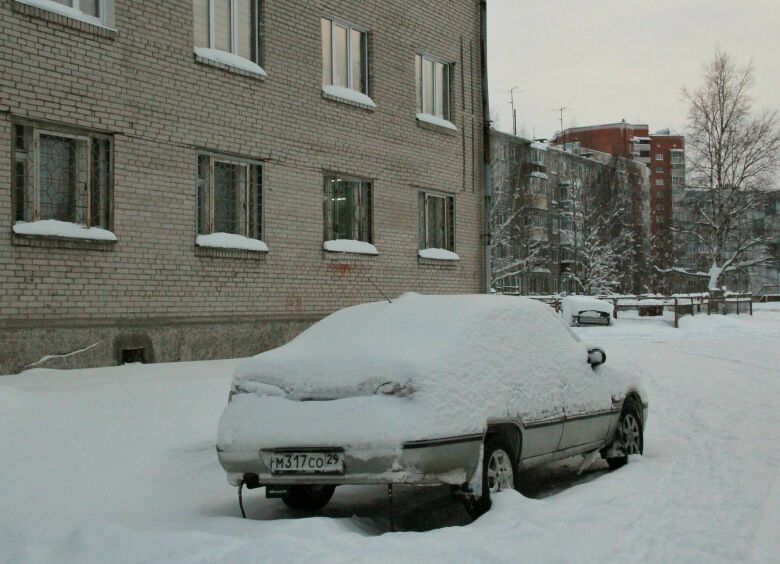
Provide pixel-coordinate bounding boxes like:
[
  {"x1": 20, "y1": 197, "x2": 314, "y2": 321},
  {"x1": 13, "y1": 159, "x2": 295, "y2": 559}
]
[
  {"x1": 281, "y1": 485, "x2": 336, "y2": 510},
  {"x1": 605, "y1": 401, "x2": 643, "y2": 469},
  {"x1": 463, "y1": 436, "x2": 518, "y2": 519}
]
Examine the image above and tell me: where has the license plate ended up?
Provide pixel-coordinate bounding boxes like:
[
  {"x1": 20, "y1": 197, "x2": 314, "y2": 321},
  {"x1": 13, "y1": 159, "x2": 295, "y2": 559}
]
[{"x1": 268, "y1": 452, "x2": 344, "y2": 474}]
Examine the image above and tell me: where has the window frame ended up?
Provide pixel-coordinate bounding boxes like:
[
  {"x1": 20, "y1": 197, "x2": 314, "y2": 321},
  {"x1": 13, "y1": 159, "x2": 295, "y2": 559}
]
[
  {"x1": 195, "y1": 0, "x2": 261, "y2": 64},
  {"x1": 321, "y1": 16, "x2": 368, "y2": 94},
  {"x1": 11, "y1": 119, "x2": 114, "y2": 231},
  {"x1": 415, "y1": 52, "x2": 452, "y2": 121},
  {"x1": 419, "y1": 190, "x2": 455, "y2": 252},
  {"x1": 196, "y1": 151, "x2": 265, "y2": 241},
  {"x1": 18, "y1": 0, "x2": 115, "y2": 28},
  {"x1": 323, "y1": 172, "x2": 373, "y2": 243}
]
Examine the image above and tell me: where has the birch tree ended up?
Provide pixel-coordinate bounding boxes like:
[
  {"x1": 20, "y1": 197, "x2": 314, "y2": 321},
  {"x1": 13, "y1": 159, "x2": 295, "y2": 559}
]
[{"x1": 663, "y1": 50, "x2": 779, "y2": 289}]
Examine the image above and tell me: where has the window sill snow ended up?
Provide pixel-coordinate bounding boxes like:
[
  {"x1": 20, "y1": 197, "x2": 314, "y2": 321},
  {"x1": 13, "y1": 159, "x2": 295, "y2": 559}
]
[
  {"x1": 196, "y1": 233, "x2": 268, "y2": 252},
  {"x1": 418, "y1": 248, "x2": 460, "y2": 261},
  {"x1": 323, "y1": 240, "x2": 379, "y2": 255},
  {"x1": 321, "y1": 85, "x2": 376, "y2": 109},
  {"x1": 13, "y1": 220, "x2": 117, "y2": 241},
  {"x1": 194, "y1": 48, "x2": 268, "y2": 78},
  {"x1": 15, "y1": 0, "x2": 112, "y2": 29},
  {"x1": 416, "y1": 113, "x2": 457, "y2": 131}
]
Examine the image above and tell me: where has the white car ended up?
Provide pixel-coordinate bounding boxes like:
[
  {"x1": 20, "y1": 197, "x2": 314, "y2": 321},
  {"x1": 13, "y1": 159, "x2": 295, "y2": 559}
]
[
  {"x1": 561, "y1": 296, "x2": 614, "y2": 327},
  {"x1": 217, "y1": 294, "x2": 646, "y2": 516}
]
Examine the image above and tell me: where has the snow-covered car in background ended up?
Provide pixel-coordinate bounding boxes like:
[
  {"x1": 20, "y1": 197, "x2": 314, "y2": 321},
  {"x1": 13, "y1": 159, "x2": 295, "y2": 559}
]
[
  {"x1": 561, "y1": 296, "x2": 614, "y2": 327},
  {"x1": 217, "y1": 294, "x2": 646, "y2": 516}
]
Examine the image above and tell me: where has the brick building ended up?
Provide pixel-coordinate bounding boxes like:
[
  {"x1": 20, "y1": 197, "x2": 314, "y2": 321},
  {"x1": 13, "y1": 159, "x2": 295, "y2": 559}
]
[
  {"x1": 0, "y1": 0, "x2": 486, "y2": 374},
  {"x1": 490, "y1": 131, "x2": 649, "y2": 295},
  {"x1": 550, "y1": 122, "x2": 684, "y2": 276}
]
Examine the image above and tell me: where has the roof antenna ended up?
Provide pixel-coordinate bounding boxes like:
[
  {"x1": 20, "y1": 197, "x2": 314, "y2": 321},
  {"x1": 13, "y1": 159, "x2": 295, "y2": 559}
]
[{"x1": 368, "y1": 277, "x2": 392, "y2": 303}]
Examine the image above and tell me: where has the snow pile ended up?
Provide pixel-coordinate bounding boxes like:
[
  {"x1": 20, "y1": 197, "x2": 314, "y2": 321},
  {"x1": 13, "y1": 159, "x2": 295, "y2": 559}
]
[
  {"x1": 218, "y1": 294, "x2": 635, "y2": 451},
  {"x1": 323, "y1": 239, "x2": 379, "y2": 255},
  {"x1": 418, "y1": 248, "x2": 460, "y2": 261},
  {"x1": 194, "y1": 48, "x2": 267, "y2": 77},
  {"x1": 416, "y1": 113, "x2": 457, "y2": 130},
  {"x1": 561, "y1": 296, "x2": 613, "y2": 326},
  {"x1": 196, "y1": 233, "x2": 268, "y2": 252},
  {"x1": 13, "y1": 220, "x2": 117, "y2": 241},
  {"x1": 321, "y1": 85, "x2": 376, "y2": 108}
]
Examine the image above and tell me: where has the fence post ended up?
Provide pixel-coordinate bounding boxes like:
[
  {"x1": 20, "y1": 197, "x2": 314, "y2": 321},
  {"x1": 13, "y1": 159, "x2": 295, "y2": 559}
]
[
  {"x1": 674, "y1": 297, "x2": 679, "y2": 328},
  {"x1": 613, "y1": 298, "x2": 618, "y2": 319},
  {"x1": 750, "y1": 297, "x2": 753, "y2": 316}
]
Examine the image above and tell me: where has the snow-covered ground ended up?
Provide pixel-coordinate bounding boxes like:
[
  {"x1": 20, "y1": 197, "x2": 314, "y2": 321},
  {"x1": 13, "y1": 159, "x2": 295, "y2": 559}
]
[{"x1": 2, "y1": 304, "x2": 780, "y2": 563}]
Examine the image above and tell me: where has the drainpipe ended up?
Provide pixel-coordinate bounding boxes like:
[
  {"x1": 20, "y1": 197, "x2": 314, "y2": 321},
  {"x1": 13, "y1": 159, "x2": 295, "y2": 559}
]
[{"x1": 479, "y1": 0, "x2": 493, "y2": 293}]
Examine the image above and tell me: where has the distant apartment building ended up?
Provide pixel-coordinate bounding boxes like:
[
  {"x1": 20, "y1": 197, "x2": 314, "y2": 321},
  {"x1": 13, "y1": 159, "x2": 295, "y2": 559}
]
[
  {"x1": 673, "y1": 188, "x2": 780, "y2": 293},
  {"x1": 490, "y1": 130, "x2": 649, "y2": 295},
  {"x1": 0, "y1": 0, "x2": 486, "y2": 374},
  {"x1": 550, "y1": 122, "x2": 684, "y2": 274}
]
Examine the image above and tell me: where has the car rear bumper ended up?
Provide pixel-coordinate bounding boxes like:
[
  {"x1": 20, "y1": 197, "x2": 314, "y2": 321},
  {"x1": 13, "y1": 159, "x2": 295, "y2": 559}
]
[{"x1": 218, "y1": 434, "x2": 483, "y2": 487}]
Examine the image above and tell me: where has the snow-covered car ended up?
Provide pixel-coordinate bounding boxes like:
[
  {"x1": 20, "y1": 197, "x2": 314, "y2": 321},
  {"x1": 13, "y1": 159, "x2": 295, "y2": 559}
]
[
  {"x1": 561, "y1": 296, "x2": 614, "y2": 327},
  {"x1": 217, "y1": 294, "x2": 647, "y2": 516}
]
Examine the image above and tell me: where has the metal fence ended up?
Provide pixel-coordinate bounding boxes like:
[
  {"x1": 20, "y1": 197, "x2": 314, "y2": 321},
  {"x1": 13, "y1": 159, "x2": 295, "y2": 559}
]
[{"x1": 505, "y1": 292, "x2": 753, "y2": 328}]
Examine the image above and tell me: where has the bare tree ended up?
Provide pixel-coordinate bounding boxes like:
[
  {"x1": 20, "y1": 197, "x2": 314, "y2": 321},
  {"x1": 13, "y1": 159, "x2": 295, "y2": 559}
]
[
  {"x1": 663, "y1": 50, "x2": 780, "y2": 289},
  {"x1": 490, "y1": 180, "x2": 549, "y2": 290},
  {"x1": 571, "y1": 162, "x2": 635, "y2": 295}
]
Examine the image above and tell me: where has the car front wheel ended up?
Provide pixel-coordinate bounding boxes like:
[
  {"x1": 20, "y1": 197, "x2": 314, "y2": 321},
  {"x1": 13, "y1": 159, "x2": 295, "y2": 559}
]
[
  {"x1": 605, "y1": 401, "x2": 643, "y2": 469},
  {"x1": 463, "y1": 436, "x2": 518, "y2": 519},
  {"x1": 281, "y1": 485, "x2": 336, "y2": 510}
]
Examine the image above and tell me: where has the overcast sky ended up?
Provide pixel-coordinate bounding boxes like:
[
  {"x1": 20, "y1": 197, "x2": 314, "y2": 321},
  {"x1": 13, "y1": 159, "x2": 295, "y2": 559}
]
[{"x1": 486, "y1": 0, "x2": 780, "y2": 140}]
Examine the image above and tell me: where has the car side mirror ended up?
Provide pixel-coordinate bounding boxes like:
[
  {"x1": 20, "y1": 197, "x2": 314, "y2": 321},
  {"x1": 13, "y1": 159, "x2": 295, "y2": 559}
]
[{"x1": 588, "y1": 347, "x2": 606, "y2": 367}]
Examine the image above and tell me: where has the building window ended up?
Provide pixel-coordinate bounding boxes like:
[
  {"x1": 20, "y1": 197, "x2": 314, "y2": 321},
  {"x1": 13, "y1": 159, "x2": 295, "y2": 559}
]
[
  {"x1": 13, "y1": 122, "x2": 112, "y2": 230},
  {"x1": 196, "y1": 153, "x2": 263, "y2": 240},
  {"x1": 324, "y1": 174, "x2": 372, "y2": 242},
  {"x1": 419, "y1": 191, "x2": 455, "y2": 251},
  {"x1": 415, "y1": 54, "x2": 451, "y2": 120},
  {"x1": 22, "y1": 0, "x2": 114, "y2": 27},
  {"x1": 655, "y1": 153, "x2": 664, "y2": 161},
  {"x1": 193, "y1": 0, "x2": 260, "y2": 64},
  {"x1": 656, "y1": 179, "x2": 664, "y2": 186},
  {"x1": 321, "y1": 17, "x2": 367, "y2": 94},
  {"x1": 655, "y1": 167, "x2": 664, "y2": 174}
]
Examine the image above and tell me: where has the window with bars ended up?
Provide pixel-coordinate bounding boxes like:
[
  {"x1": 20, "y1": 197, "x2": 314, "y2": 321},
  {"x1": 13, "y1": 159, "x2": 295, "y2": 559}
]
[
  {"x1": 12, "y1": 122, "x2": 112, "y2": 229},
  {"x1": 415, "y1": 54, "x2": 451, "y2": 120},
  {"x1": 323, "y1": 174, "x2": 372, "y2": 242},
  {"x1": 321, "y1": 17, "x2": 367, "y2": 94},
  {"x1": 196, "y1": 154, "x2": 263, "y2": 239},
  {"x1": 193, "y1": 0, "x2": 261, "y2": 63},
  {"x1": 419, "y1": 191, "x2": 455, "y2": 251}
]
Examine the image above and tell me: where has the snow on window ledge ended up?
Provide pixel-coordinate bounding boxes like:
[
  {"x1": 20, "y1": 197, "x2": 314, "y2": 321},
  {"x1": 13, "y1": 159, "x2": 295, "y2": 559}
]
[
  {"x1": 321, "y1": 85, "x2": 376, "y2": 110},
  {"x1": 323, "y1": 239, "x2": 379, "y2": 255},
  {"x1": 196, "y1": 233, "x2": 268, "y2": 252},
  {"x1": 194, "y1": 48, "x2": 268, "y2": 79},
  {"x1": 416, "y1": 113, "x2": 457, "y2": 131},
  {"x1": 14, "y1": 0, "x2": 113, "y2": 30},
  {"x1": 13, "y1": 220, "x2": 117, "y2": 241},
  {"x1": 418, "y1": 248, "x2": 460, "y2": 261}
]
